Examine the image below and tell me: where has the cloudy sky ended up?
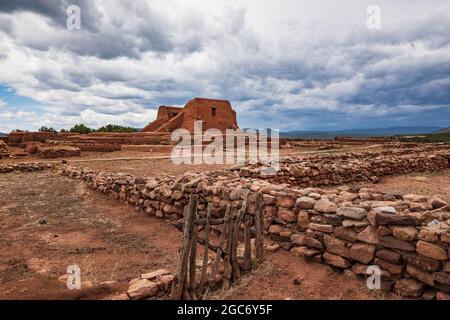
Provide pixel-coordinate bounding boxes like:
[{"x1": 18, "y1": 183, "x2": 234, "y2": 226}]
[{"x1": 0, "y1": 0, "x2": 449, "y2": 132}]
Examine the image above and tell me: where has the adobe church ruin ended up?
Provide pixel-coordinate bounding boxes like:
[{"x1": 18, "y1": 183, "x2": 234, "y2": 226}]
[{"x1": 141, "y1": 97, "x2": 239, "y2": 133}]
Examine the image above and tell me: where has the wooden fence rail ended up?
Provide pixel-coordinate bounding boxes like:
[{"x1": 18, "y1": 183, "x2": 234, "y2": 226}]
[{"x1": 170, "y1": 192, "x2": 265, "y2": 300}]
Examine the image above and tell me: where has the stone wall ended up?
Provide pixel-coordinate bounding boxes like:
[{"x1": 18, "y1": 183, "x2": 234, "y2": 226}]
[
  {"x1": 262, "y1": 184, "x2": 450, "y2": 298},
  {"x1": 0, "y1": 162, "x2": 53, "y2": 173},
  {"x1": 61, "y1": 163, "x2": 450, "y2": 298},
  {"x1": 238, "y1": 147, "x2": 450, "y2": 187},
  {"x1": 38, "y1": 146, "x2": 81, "y2": 158}
]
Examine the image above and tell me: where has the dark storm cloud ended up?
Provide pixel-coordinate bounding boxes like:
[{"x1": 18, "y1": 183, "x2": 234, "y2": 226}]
[
  {"x1": 0, "y1": 0, "x2": 101, "y2": 31},
  {"x1": 0, "y1": 0, "x2": 449, "y2": 131}
]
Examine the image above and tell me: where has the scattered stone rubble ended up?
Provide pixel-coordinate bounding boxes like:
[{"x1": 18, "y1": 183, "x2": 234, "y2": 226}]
[
  {"x1": 126, "y1": 269, "x2": 174, "y2": 300},
  {"x1": 0, "y1": 140, "x2": 9, "y2": 158},
  {"x1": 0, "y1": 162, "x2": 53, "y2": 173},
  {"x1": 62, "y1": 162, "x2": 450, "y2": 299}
]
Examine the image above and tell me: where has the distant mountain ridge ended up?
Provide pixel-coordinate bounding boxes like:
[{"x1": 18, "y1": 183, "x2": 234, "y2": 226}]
[
  {"x1": 435, "y1": 126, "x2": 450, "y2": 134},
  {"x1": 281, "y1": 126, "x2": 444, "y2": 139},
  {"x1": 0, "y1": 132, "x2": 7, "y2": 137}
]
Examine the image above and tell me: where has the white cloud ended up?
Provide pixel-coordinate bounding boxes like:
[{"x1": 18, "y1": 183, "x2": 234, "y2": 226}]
[{"x1": 0, "y1": 0, "x2": 449, "y2": 131}]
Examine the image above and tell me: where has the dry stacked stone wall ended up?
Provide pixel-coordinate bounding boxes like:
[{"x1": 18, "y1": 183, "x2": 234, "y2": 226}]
[
  {"x1": 238, "y1": 146, "x2": 450, "y2": 187},
  {"x1": 61, "y1": 163, "x2": 450, "y2": 299},
  {"x1": 0, "y1": 162, "x2": 53, "y2": 173}
]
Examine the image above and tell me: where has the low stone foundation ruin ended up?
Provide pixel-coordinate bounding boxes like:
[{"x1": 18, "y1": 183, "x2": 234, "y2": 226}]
[
  {"x1": 239, "y1": 146, "x2": 450, "y2": 187},
  {"x1": 0, "y1": 162, "x2": 53, "y2": 173},
  {"x1": 60, "y1": 160, "x2": 450, "y2": 299},
  {"x1": 37, "y1": 145, "x2": 81, "y2": 158}
]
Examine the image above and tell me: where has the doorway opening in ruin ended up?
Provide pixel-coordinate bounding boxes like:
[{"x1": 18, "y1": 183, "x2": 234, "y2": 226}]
[{"x1": 211, "y1": 106, "x2": 216, "y2": 117}]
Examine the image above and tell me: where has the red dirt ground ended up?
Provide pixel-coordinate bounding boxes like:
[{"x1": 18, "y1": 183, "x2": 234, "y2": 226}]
[{"x1": 0, "y1": 171, "x2": 180, "y2": 300}]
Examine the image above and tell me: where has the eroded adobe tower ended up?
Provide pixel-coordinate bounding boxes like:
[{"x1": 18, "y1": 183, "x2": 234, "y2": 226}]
[{"x1": 141, "y1": 97, "x2": 238, "y2": 133}]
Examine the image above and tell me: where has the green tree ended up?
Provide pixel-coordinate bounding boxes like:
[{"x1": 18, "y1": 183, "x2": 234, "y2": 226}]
[
  {"x1": 69, "y1": 124, "x2": 93, "y2": 134},
  {"x1": 38, "y1": 126, "x2": 57, "y2": 133},
  {"x1": 96, "y1": 124, "x2": 138, "y2": 133}
]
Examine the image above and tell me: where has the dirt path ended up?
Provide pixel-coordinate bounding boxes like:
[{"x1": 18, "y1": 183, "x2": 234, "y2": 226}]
[
  {"x1": 0, "y1": 171, "x2": 180, "y2": 300},
  {"x1": 216, "y1": 250, "x2": 386, "y2": 300},
  {"x1": 361, "y1": 169, "x2": 450, "y2": 202}
]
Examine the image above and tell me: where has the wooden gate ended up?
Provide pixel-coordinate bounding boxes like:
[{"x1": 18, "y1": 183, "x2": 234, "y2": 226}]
[{"x1": 170, "y1": 192, "x2": 265, "y2": 300}]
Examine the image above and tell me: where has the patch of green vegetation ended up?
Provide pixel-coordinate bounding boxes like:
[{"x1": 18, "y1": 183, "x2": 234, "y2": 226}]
[
  {"x1": 398, "y1": 132, "x2": 450, "y2": 143},
  {"x1": 38, "y1": 126, "x2": 57, "y2": 133},
  {"x1": 96, "y1": 124, "x2": 138, "y2": 133},
  {"x1": 67, "y1": 123, "x2": 138, "y2": 134}
]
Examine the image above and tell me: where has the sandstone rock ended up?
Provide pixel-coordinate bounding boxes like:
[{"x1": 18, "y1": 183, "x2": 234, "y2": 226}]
[
  {"x1": 263, "y1": 194, "x2": 276, "y2": 205},
  {"x1": 308, "y1": 223, "x2": 333, "y2": 233},
  {"x1": 375, "y1": 212, "x2": 419, "y2": 226},
  {"x1": 340, "y1": 191, "x2": 358, "y2": 202},
  {"x1": 437, "y1": 291, "x2": 450, "y2": 300},
  {"x1": 395, "y1": 279, "x2": 424, "y2": 298},
  {"x1": 308, "y1": 192, "x2": 321, "y2": 200},
  {"x1": 429, "y1": 196, "x2": 448, "y2": 209},
  {"x1": 334, "y1": 226, "x2": 358, "y2": 242},
  {"x1": 378, "y1": 236, "x2": 415, "y2": 251},
  {"x1": 141, "y1": 269, "x2": 170, "y2": 280},
  {"x1": 392, "y1": 226, "x2": 418, "y2": 241},
  {"x1": 290, "y1": 234, "x2": 306, "y2": 245},
  {"x1": 440, "y1": 232, "x2": 450, "y2": 243},
  {"x1": 314, "y1": 198, "x2": 337, "y2": 213},
  {"x1": 416, "y1": 241, "x2": 448, "y2": 260},
  {"x1": 58, "y1": 274, "x2": 69, "y2": 284},
  {"x1": 376, "y1": 250, "x2": 402, "y2": 265},
  {"x1": 433, "y1": 272, "x2": 450, "y2": 287},
  {"x1": 374, "y1": 258, "x2": 403, "y2": 275},
  {"x1": 303, "y1": 236, "x2": 323, "y2": 250},
  {"x1": 295, "y1": 197, "x2": 315, "y2": 209},
  {"x1": 266, "y1": 244, "x2": 281, "y2": 252},
  {"x1": 350, "y1": 243, "x2": 375, "y2": 264},
  {"x1": 409, "y1": 202, "x2": 433, "y2": 212},
  {"x1": 422, "y1": 290, "x2": 437, "y2": 300},
  {"x1": 277, "y1": 208, "x2": 297, "y2": 222},
  {"x1": 443, "y1": 261, "x2": 450, "y2": 273},
  {"x1": 404, "y1": 194, "x2": 428, "y2": 203},
  {"x1": 374, "y1": 206, "x2": 397, "y2": 214},
  {"x1": 324, "y1": 235, "x2": 351, "y2": 258},
  {"x1": 297, "y1": 210, "x2": 310, "y2": 229},
  {"x1": 342, "y1": 220, "x2": 369, "y2": 228},
  {"x1": 268, "y1": 224, "x2": 283, "y2": 235},
  {"x1": 291, "y1": 246, "x2": 320, "y2": 257},
  {"x1": 280, "y1": 230, "x2": 293, "y2": 238},
  {"x1": 377, "y1": 226, "x2": 392, "y2": 236},
  {"x1": 336, "y1": 207, "x2": 367, "y2": 220},
  {"x1": 277, "y1": 196, "x2": 296, "y2": 208},
  {"x1": 356, "y1": 226, "x2": 379, "y2": 244},
  {"x1": 366, "y1": 211, "x2": 377, "y2": 226},
  {"x1": 322, "y1": 214, "x2": 343, "y2": 226},
  {"x1": 404, "y1": 253, "x2": 441, "y2": 273},
  {"x1": 418, "y1": 229, "x2": 439, "y2": 242},
  {"x1": 127, "y1": 279, "x2": 159, "y2": 300},
  {"x1": 323, "y1": 252, "x2": 351, "y2": 268},
  {"x1": 406, "y1": 264, "x2": 434, "y2": 286}
]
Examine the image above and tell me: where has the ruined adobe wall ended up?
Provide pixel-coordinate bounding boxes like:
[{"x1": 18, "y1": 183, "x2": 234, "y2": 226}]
[
  {"x1": 61, "y1": 164, "x2": 450, "y2": 298},
  {"x1": 181, "y1": 98, "x2": 238, "y2": 132},
  {"x1": 238, "y1": 147, "x2": 450, "y2": 187}
]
